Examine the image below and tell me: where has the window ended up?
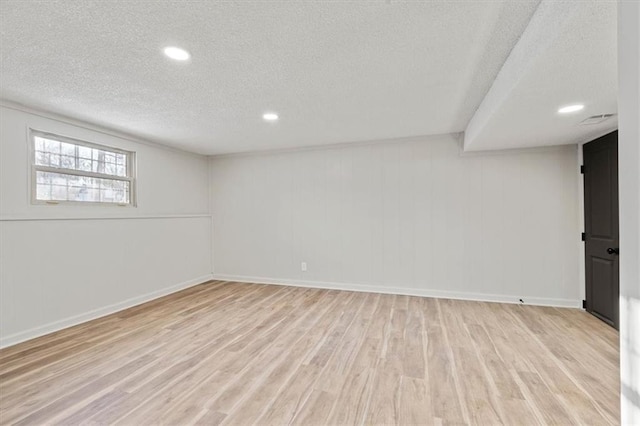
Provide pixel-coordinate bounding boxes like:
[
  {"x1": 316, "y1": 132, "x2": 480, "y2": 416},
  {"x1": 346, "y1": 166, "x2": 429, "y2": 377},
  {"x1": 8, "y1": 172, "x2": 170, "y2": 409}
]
[{"x1": 30, "y1": 130, "x2": 136, "y2": 205}]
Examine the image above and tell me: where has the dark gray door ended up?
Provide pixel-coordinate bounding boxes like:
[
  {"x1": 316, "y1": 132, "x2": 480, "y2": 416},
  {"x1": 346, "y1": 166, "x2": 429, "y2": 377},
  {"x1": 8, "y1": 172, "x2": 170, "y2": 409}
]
[{"x1": 583, "y1": 131, "x2": 619, "y2": 329}]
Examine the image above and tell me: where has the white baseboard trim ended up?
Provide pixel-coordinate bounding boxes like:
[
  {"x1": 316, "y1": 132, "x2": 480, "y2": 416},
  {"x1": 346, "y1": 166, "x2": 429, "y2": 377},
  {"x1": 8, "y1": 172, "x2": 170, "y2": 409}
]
[
  {"x1": 211, "y1": 274, "x2": 582, "y2": 309},
  {"x1": 0, "y1": 274, "x2": 214, "y2": 349}
]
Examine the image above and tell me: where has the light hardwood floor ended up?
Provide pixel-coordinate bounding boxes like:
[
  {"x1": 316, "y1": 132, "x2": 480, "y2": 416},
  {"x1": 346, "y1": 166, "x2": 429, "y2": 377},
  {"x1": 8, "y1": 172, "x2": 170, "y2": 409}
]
[{"x1": 0, "y1": 281, "x2": 619, "y2": 425}]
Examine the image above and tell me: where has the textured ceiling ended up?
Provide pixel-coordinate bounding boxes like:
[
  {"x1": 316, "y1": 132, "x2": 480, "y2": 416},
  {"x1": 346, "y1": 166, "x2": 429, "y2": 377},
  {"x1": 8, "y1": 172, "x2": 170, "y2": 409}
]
[
  {"x1": 464, "y1": 0, "x2": 618, "y2": 151},
  {"x1": 0, "y1": 0, "x2": 541, "y2": 155}
]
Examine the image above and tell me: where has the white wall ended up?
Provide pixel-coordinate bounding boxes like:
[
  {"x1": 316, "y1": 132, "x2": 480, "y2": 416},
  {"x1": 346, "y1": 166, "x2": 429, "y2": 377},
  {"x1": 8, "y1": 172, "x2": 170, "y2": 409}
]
[
  {"x1": 210, "y1": 134, "x2": 580, "y2": 307},
  {"x1": 618, "y1": 1, "x2": 640, "y2": 422},
  {"x1": 0, "y1": 105, "x2": 212, "y2": 347}
]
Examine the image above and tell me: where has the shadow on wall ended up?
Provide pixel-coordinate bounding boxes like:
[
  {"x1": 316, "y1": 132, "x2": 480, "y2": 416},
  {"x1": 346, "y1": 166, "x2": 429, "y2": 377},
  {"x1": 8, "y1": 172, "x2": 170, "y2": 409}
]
[{"x1": 621, "y1": 295, "x2": 640, "y2": 418}]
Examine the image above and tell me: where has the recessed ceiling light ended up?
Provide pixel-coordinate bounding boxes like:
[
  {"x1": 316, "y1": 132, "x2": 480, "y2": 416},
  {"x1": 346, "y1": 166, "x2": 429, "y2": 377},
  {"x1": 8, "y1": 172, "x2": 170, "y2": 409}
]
[
  {"x1": 263, "y1": 113, "x2": 279, "y2": 121},
  {"x1": 558, "y1": 104, "x2": 584, "y2": 114},
  {"x1": 164, "y1": 46, "x2": 190, "y2": 61}
]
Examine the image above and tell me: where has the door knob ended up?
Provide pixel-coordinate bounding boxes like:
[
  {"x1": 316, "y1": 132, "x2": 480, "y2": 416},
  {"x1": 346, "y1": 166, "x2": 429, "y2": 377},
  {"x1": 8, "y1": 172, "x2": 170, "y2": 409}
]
[{"x1": 607, "y1": 247, "x2": 619, "y2": 255}]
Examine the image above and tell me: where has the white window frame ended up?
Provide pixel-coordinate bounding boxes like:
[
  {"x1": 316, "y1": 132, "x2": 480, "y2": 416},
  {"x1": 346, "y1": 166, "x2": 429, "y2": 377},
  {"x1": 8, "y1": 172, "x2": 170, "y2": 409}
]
[{"x1": 29, "y1": 129, "x2": 137, "y2": 206}]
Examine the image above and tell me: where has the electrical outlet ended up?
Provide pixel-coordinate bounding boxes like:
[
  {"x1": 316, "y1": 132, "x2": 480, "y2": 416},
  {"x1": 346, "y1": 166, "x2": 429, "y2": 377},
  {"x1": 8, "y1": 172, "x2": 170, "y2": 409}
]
[{"x1": 301, "y1": 262, "x2": 307, "y2": 272}]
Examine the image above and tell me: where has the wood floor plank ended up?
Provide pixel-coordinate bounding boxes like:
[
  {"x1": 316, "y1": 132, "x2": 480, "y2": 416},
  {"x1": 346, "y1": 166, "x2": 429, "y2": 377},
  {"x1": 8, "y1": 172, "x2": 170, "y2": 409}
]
[
  {"x1": 403, "y1": 314, "x2": 425, "y2": 379},
  {"x1": 518, "y1": 371, "x2": 577, "y2": 425},
  {"x1": 364, "y1": 359, "x2": 402, "y2": 425},
  {"x1": 0, "y1": 281, "x2": 620, "y2": 425},
  {"x1": 206, "y1": 292, "x2": 344, "y2": 415},
  {"x1": 426, "y1": 324, "x2": 468, "y2": 425},
  {"x1": 12, "y1": 354, "x2": 155, "y2": 426},
  {"x1": 450, "y1": 345, "x2": 503, "y2": 425},
  {"x1": 314, "y1": 293, "x2": 378, "y2": 394},
  {"x1": 193, "y1": 409, "x2": 226, "y2": 426},
  {"x1": 255, "y1": 364, "x2": 323, "y2": 425},
  {"x1": 398, "y1": 376, "x2": 432, "y2": 425},
  {"x1": 290, "y1": 389, "x2": 336, "y2": 425},
  {"x1": 325, "y1": 368, "x2": 375, "y2": 425},
  {"x1": 219, "y1": 292, "x2": 343, "y2": 425}
]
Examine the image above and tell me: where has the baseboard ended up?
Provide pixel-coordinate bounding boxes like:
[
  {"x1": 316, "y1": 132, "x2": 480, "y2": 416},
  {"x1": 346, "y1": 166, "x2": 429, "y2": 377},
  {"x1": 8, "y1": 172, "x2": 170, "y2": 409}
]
[
  {"x1": 0, "y1": 274, "x2": 214, "y2": 349},
  {"x1": 1, "y1": 273, "x2": 579, "y2": 349},
  {"x1": 211, "y1": 274, "x2": 581, "y2": 309}
]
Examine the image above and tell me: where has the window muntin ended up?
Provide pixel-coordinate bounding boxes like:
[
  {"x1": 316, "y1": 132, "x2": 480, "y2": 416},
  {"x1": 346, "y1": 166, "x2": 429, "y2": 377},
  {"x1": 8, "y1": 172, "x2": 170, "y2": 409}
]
[{"x1": 31, "y1": 131, "x2": 136, "y2": 205}]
